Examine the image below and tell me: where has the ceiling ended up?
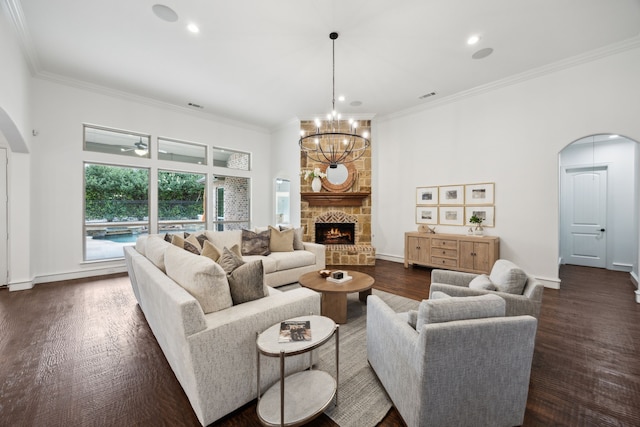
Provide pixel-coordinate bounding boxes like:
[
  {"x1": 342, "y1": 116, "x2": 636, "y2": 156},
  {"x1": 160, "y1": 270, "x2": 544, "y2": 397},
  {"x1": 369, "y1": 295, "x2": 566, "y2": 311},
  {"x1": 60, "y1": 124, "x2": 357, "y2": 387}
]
[{"x1": 6, "y1": 0, "x2": 640, "y2": 130}]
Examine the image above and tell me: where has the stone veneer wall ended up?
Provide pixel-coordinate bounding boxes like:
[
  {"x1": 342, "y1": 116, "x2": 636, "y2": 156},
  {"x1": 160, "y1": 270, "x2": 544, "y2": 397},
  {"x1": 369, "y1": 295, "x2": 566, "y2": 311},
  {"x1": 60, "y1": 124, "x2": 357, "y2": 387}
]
[{"x1": 300, "y1": 120, "x2": 374, "y2": 265}]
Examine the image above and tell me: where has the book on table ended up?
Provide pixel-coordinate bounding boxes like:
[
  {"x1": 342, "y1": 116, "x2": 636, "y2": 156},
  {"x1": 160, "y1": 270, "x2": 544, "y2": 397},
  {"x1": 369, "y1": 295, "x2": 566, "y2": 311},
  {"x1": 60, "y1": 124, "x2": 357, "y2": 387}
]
[{"x1": 278, "y1": 320, "x2": 312, "y2": 343}]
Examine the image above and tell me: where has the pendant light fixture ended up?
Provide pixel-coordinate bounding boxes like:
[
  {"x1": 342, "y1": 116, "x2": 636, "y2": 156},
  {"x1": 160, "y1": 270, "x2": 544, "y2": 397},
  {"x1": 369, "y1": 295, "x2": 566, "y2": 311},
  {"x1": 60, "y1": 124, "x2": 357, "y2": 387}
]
[{"x1": 299, "y1": 32, "x2": 370, "y2": 169}]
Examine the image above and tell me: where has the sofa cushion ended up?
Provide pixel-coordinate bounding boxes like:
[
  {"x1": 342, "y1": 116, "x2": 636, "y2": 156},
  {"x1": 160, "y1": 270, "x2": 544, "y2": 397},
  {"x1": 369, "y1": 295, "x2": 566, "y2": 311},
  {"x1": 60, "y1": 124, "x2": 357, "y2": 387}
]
[
  {"x1": 145, "y1": 235, "x2": 171, "y2": 272},
  {"x1": 171, "y1": 233, "x2": 201, "y2": 255},
  {"x1": 399, "y1": 310, "x2": 418, "y2": 329},
  {"x1": 430, "y1": 291, "x2": 451, "y2": 299},
  {"x1": 205, "y1": 230, "x2": 242, "y2": 252},
  {"x1": 227, "y1": 260, "x2": 268, "y2": 305},
  {"x1": 489, "y1": 259, "x2": 527, "y2": 294},
  {"x1": 269, "y1": 225, "x2": 294, "y2": 252},
  {"x1": 469, "y1": 274, "x2": 497, "y2": 291},
  {"x1": 164, "y1": 245, "x2": 233, "y2": 314},
  {"x1": 242, "y1": 255, "x2": 277, "y2": 274},
  {"x1": 218, "y1": 246, "x2": 245, "y2": 274},
  {"x1": 241, "y1": 229, "x2": 271, "y2": 256},
  {"x1": 416, "y1": 294, "x2": 506, "y2": 331},
  {"x1": 268, "y1": 251, "x2": 316, "y2": 271},
  {"x1": 279, "y1": 225, "x2": 305, "y2": 250},
  {"x1": 200, "y1": 240, "x2": 222, "y2": 261}
]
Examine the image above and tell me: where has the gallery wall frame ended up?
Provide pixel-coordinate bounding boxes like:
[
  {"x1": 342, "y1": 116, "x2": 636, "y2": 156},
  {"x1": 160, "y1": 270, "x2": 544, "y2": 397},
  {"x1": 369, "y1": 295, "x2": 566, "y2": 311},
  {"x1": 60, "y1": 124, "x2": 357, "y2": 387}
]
[
  {"x1": 465, "y1": 206, "x2": 495, "y2": 227},
  {"x1": 439, "y1": 185, "x2": 464, "y2": 205},
  {"x1": 415, "y1": 182, "x2": 496, "y2": 228},
  {"x1": 416, "y1": 206, "x2": 438, "y2": 224},
  {"x1": 465, "y1": 182, "x2": 495, "y2": 205},
  {"x1": 416, "y1": 187, "x2": 438, "y2": 205},
  {"x1": 439, "y1": 206, "x2": 464, "y2": 226}
]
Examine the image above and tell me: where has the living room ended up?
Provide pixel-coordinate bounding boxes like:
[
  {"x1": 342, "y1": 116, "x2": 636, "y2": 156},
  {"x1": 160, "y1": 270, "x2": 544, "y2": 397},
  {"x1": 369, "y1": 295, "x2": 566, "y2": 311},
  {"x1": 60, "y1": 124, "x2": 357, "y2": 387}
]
[{"x1": 1, "y1": 1, "x2": 640, "y2": 426}]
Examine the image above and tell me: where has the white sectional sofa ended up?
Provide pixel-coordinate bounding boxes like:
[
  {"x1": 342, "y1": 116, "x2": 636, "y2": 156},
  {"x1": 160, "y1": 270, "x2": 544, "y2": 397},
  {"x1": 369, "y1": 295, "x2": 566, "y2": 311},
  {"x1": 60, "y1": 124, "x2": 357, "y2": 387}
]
[
  {"x1": 124, "y1": 232, "x2": 322, "y2": 426},
  {"x1": 203, "y1": 229, "x2": 326, "y2": 288}
]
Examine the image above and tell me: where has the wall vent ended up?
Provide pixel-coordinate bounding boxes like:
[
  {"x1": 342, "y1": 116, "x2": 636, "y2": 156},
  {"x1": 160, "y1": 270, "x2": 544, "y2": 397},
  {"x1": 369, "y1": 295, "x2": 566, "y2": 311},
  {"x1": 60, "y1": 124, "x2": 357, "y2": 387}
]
[
  {"x1": 188, "y1": 102, "x2": 203, "y2": 109},
  {"x1": 418, "y1": 92, "x2": 437, "y2": 100}
]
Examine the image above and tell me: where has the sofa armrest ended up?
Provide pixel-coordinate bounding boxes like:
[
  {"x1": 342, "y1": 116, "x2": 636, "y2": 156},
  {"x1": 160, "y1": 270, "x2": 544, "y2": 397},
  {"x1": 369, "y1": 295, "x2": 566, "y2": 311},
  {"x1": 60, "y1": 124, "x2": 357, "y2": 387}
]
[
  {"x1": 302, "y1": 241, "x2": 326, "y2": 269},
  {"x1": 430, "y1": 269, "x2": 478, "y2": 287}
]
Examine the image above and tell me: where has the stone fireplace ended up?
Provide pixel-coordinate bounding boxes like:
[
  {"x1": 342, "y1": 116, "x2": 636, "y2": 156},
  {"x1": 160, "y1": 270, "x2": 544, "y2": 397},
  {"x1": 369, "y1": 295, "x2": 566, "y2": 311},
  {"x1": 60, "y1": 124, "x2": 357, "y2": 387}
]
[{"x1": 300, "y1": 119, "x2": 375, "y2": 266}]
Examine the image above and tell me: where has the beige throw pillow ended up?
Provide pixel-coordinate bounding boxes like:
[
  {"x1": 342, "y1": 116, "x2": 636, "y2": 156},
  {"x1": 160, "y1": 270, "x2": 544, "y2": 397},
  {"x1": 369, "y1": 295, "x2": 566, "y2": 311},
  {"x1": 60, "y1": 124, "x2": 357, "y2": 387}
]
[
  {"x1": 171, "y1": 234, "x2": 201, "y2": 255},
  {"x1": 164, "y1": 245, "x2": 233, "y2": 314},
  {"x1": 269, "y1": 225, "x2": 294, "y2": 252},
  {"x1": 279, "y1": 225, "x2": 305, "y2": 250},
  {"x1": 218, "y1": 246, "x2": 245, "y2": 274}
]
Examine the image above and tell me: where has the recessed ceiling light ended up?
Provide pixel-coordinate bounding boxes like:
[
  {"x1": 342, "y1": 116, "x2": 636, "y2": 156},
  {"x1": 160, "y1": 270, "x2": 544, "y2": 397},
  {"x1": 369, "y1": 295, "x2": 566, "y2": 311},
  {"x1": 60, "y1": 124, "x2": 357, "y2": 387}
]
[
  {"x1": 338, "y1": 95, "x2": 346, "y2": 102},
  {"x1": 467, "y1": 35, "x2": 481, "y2": 45},
  {"x1": 472, "y1": 47, "x2": 493, "y2": 59},
  {"x1": 187, "y1": 23, "x2": 200, "y2": 33},
  {"x1": 152, "y1": 4, "x2": 178, "y2": 22}
]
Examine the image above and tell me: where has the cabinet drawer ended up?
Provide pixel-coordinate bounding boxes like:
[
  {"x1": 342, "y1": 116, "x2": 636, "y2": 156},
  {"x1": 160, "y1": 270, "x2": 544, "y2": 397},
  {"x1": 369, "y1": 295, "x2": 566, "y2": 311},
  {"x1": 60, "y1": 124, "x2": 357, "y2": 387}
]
[
  {"x1": 431, "y1": 239, "x2": 457, "y2": 249},
  {"x1": 433, "y1": 248, "x2": 457, "y2": 258},
  {"x1": 431, "y1": 256, "x2": 458, "y2": 268}
]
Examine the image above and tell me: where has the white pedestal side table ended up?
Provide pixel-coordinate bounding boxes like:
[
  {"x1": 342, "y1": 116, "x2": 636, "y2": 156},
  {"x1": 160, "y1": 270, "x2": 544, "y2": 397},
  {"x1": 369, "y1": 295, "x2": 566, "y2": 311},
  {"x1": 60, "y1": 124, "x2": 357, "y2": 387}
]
[{"x1": 256, "y1": 315, "x2": 339, "y2": 427}]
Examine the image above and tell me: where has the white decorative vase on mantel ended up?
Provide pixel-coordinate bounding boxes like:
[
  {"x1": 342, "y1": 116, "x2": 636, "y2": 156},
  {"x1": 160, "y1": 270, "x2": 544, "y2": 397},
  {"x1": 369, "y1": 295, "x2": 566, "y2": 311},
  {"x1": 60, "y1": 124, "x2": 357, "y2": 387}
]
[{"x1": 311, "y1": 176, "x2": 322, "y2": 192}]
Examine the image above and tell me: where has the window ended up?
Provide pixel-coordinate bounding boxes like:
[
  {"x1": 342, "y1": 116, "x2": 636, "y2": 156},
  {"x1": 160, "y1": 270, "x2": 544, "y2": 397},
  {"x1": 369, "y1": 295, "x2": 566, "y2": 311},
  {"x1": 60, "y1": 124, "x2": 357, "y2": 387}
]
[
  {"x1": 158, "y1": 138, "x2": 207, "y2": 165},
  {"x1": 212, "y1": 147, "x2": 250, "y2": 171},
  {"x1": 158, "y1": 170, "x2": 206, "y2": 236},
  {"x1": 211, "y1": 175, "x2": 250, "y2": 231},
  {"x1": 84, "y1": 163, "x2": 149, "y2": 261},
  {"x1": 84, "y1": 125, "x2": 150, "y2": 159}
]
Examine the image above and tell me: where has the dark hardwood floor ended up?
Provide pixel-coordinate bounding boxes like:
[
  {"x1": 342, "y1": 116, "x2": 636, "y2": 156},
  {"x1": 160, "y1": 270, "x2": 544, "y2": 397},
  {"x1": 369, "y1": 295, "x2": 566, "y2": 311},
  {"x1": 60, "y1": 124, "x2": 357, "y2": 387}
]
[{"x1": 1, "y1": 260, "x2": 639, "y2": 426}]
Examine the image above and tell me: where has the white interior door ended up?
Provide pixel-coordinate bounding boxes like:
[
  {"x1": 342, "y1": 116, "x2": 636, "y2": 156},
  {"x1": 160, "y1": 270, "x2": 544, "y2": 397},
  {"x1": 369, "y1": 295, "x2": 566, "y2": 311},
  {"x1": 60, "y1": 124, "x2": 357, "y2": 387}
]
[
  {"x1": 562, "y1": 166, "x2": 607, "y2": 268},
  {"x1": 0, "y1": 148, "x2": 7, "y2": 286}
]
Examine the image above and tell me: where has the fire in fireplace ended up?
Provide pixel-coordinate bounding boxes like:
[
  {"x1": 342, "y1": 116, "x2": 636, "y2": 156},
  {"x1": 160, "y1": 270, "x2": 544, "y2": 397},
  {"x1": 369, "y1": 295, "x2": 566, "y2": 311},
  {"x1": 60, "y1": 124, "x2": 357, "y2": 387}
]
[{"x1": 315, "y1": 222, "x2": 355, "y2": 245}]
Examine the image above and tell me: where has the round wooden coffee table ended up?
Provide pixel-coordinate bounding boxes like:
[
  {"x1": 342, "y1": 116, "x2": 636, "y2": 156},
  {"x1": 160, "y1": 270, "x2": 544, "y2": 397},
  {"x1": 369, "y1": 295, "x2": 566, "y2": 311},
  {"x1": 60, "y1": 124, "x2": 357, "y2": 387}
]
[{"x1": 298, "y1": 271, "x2": 375, "y2": 324}]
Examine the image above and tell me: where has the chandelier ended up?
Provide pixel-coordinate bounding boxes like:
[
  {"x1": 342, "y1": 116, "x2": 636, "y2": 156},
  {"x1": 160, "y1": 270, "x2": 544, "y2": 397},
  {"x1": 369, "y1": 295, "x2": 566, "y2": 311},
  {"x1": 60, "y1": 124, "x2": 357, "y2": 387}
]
[{"x1": 299, "y1": 32, "x2": 370, "y2": 169}]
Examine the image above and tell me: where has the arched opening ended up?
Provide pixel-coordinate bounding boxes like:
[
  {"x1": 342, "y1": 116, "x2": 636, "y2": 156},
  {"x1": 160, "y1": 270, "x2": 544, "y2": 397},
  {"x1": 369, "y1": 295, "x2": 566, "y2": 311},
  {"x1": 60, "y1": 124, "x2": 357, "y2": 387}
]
[{"x1": 559, "y1": 134, "x2": 639, "y2": 282}]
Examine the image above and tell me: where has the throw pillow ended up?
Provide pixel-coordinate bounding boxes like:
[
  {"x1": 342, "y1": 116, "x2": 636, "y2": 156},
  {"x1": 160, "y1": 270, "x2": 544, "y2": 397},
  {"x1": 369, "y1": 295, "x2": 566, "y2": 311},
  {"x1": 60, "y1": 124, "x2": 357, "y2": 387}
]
[
  {"x1": 164, "y1": 245, "x2": 233, "y2": 314},
  {"x1": 489, "y1": 259, "x2": 527, "y2": 295},
  {"x1": 279, "y1": 225, "x2": 305, "y2": 250},
  {"x1": 269, "y1": 225, "x2": 294, "y2": 252},
  {"x1": 241, "y1": 229, "x2": 271, "y2": 256},
  {"x1": 145, "y1": 235, "x2": 171, "y2": 272},
  {"x1": 185, "y1": 231, "x2": 208, "y2": 249},
  {"x1": 171, "y1": 234, "x2": 201, "y2": 255},
  {"x1": 468, "y1": 274, "x2": 497, "y2": 291},
  {"x1": 218, "y1": 246, "x2": 245, "y2": 274},
  {"x1": 227, "y1": 260, "x2": 268, "y2": 305},
  {"x1": 416, "y1": 294, "x2": 506, "y2": 331},
  {"x1": 200, "y1": 240, "x2": 222, "y2": 262}
]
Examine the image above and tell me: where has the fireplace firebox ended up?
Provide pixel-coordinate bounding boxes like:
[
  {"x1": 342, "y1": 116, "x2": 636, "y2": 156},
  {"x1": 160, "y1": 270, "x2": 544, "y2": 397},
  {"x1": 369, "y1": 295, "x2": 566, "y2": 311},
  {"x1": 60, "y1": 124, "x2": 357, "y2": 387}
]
[{"x1": 315, "y1": 222, "x2": 355, "y2": 245}]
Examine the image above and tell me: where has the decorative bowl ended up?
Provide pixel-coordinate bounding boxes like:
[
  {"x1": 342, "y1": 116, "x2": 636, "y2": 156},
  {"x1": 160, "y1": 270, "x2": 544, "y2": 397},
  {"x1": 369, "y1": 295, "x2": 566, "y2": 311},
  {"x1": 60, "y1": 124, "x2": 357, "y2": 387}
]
[{"x1": 318, "y1": 269, "x2": 331, "y2": 278}]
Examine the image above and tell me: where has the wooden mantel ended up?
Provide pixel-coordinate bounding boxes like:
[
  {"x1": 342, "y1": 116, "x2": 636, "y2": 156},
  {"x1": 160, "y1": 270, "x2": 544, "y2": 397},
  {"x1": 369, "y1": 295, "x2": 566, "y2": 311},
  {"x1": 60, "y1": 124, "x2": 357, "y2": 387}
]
[{"x1": 301, "y1": 192, "x2": 370, "y2": 207}]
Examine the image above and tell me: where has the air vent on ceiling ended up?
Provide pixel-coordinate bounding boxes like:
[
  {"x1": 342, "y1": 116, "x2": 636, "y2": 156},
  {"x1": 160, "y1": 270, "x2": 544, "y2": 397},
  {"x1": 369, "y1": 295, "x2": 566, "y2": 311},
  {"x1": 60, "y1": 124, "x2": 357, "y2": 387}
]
[
  {"x1": 419, "y1": 92, "x2": 437, "y2": 100},
  {"x1": 188, "y1": 102, "x2": 204, "y2": 109}
]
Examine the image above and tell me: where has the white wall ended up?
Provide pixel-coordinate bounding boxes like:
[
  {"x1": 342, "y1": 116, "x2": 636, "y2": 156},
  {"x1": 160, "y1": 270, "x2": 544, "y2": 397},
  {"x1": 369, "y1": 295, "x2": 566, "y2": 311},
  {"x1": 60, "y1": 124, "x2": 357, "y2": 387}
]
[
  {"x1": 559, "y1": 137, "x2": 637, "y2": 272},
  {"x1": 373, "y1": 46, "x2": 640, "y2": 287},
  {"x1": 29, "y1": 78, "x2": 272, "y2": 283}
]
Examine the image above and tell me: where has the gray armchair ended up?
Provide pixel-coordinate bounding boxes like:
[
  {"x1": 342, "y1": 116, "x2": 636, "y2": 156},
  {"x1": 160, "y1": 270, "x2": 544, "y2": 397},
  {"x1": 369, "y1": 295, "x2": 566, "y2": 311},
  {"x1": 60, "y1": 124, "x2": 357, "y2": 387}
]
[
  {"x1": 430, "y1": 259, "x2": 544, "y2": 318},
  {"x1": 367, "y1": 293, "x2": 537, "y2": 427}
]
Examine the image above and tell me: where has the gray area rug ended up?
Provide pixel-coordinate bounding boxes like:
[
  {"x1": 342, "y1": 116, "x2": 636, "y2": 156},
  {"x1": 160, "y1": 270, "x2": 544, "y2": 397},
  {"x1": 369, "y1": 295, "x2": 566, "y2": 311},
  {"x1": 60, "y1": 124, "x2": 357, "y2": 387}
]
[{"x1": 281, "y1": 285, "x2": 420, "y2": 427}]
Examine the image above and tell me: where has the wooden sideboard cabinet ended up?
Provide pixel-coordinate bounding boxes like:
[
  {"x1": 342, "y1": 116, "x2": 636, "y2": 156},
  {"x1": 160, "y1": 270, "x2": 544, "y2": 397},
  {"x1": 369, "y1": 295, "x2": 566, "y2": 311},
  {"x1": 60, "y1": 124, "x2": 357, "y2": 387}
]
[{"x1": 404, "y1": 232, "x2": 500, "y2": 275}]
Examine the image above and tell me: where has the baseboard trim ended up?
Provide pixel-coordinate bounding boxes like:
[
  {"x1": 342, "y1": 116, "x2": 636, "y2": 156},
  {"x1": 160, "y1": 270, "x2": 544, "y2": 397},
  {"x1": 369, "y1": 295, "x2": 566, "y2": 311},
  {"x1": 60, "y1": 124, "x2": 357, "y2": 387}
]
[
  {"x1": 375, "y1": 253, "x2": 404, "y2": 264},
  {"x1": 630, "y1": 271, "x2": 639, "y2": 288},
  {"x1": 8, "y1": 279, "x2": 35, "y2": 291},
  {"x1": 535, "y1": 275, "x2": 561, "y2": 290},
  {"x1": 34, "y1": 264, "x2": 128, "y2": 285}
]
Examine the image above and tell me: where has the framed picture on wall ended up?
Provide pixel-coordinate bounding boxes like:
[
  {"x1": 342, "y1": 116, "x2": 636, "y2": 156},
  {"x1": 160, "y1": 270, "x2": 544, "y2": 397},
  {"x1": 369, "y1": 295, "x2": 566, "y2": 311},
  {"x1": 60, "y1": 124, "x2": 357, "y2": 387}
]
[
  {"x1": 465, "y1": 206, "x2": 495, "y2": 227},
  {"x1": 438, "y1": 206, "x2": 464, "y2": 226},
  {"x1": 416, "y1": 187, "x2": 438, "y2": 205},
  {"x1": 416, "y1": 206, "x2": 438, "y2": 224},
  {"x1": 439, "y1": 185, "x2": 464, "y2": 205},
  {"x1": 465, "y1": 183, "x2": 495, "y2": 205}
]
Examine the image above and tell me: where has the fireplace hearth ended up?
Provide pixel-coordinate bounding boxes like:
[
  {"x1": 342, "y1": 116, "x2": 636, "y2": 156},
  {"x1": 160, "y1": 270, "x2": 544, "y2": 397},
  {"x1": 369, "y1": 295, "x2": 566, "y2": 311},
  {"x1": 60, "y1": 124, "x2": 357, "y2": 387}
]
[{"x1": 315, "y1": 222, "x2": 355, "y2": 245}]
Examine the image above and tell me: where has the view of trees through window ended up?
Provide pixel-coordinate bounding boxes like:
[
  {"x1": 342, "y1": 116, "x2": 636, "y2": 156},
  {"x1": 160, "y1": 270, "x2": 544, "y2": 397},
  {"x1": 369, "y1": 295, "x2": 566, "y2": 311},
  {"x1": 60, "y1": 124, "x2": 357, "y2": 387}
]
[
  {"x1": 84, "y1": 163, "x2": 149, "y2": 261},
  {"x1": 158, "y1": 170, "x2": 206, "y2": 235}
]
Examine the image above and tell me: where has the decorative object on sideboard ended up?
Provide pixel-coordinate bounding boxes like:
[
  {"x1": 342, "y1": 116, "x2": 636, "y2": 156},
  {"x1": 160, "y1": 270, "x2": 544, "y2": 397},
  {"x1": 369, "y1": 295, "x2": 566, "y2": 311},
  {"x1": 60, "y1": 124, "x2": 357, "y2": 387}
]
[
  {"x1": 418, "y1": 224, "x2": 436, "y2": 234},
  {"x1": 469, "y1": 214, "x2": 484, "y2": 236},
  {"x1": 298, "y1": 32, "x2": 370, "y2": 168}
]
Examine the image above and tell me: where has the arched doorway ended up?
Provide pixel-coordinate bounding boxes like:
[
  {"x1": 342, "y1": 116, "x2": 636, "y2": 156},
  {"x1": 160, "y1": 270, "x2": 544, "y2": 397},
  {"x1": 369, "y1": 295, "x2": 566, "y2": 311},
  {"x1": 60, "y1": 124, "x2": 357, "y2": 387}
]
[{"x1": 559, "y1": 134, "x2": 639, "y2": 276}]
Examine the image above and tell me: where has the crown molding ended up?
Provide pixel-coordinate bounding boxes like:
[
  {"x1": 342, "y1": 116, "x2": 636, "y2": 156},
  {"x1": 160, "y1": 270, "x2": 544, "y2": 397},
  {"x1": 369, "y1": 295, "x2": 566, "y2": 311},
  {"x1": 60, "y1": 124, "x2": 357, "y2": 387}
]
[
  {"x1": 377, "y1": 36, "x2": 640, "y2": 124},
  {"x1": 2, "y1": 0, "x2": 40, "y2": 75}
]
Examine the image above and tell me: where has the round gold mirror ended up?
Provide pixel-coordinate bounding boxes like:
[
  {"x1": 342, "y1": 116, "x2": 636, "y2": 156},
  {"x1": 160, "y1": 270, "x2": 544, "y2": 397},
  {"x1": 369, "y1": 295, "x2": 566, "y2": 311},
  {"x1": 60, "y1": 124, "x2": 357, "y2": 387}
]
[{"x1": 321, "y1": 163, "x2": 357, "y2": 192}]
